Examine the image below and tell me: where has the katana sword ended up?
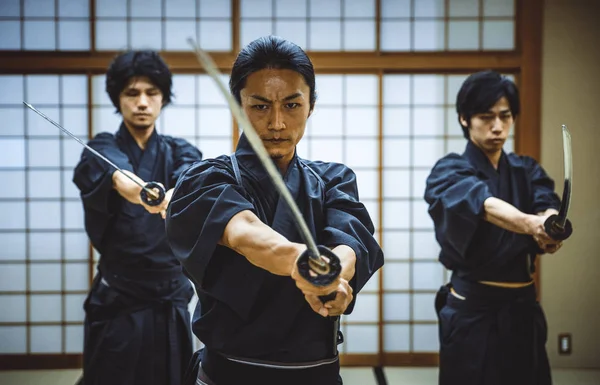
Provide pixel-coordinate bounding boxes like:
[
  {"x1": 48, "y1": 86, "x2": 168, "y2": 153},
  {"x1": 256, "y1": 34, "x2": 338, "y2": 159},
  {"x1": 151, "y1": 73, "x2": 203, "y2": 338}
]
[
  {"x1": 543, "y1": 124, "x2": 573, "y2": 240},
  {"x1": 186, "y1": 38, "x2": 341, "y2": 295},
  {"x1": 23, "y1": 102, "x2": 166, "y2": 206}
]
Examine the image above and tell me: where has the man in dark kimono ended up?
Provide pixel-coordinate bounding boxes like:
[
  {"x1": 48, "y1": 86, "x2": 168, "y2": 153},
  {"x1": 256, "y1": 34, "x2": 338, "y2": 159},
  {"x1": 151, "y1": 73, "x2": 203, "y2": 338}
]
[
  {"x1": 72, "y1": 50, "x2": 203, "y2": 385},
  {"x1": 166, "y1": 36, "x2": 384, "y2": 385},
  {"x1": 424, "y1": 70, "x2": 569, "y2": 385}
]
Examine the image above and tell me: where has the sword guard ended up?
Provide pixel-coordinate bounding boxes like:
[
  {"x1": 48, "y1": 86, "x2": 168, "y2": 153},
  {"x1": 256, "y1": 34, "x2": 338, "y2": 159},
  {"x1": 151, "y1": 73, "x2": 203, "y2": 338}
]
[
  {"x1": 296, "y1": 245, "x2": 342, "y2": 304},
  {"x1": 140, "y1": 181, "x2": 166, "y2": 206},
  {"x1": 544, "y1": 214, "x2": 573, "y2": 241}
]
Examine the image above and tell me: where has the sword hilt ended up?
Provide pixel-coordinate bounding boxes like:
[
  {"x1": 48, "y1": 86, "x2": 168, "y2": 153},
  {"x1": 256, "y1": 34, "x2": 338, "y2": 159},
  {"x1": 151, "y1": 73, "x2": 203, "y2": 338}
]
[
  {"x1": 543, "y1": 214, "x2": 573, "y2": 241},
  {"x1": 296, "y1": 245, "x2": 342, "y2": 304},
  {"x1": 140, "y1": 181, "x2": 166, "y2": 206}
]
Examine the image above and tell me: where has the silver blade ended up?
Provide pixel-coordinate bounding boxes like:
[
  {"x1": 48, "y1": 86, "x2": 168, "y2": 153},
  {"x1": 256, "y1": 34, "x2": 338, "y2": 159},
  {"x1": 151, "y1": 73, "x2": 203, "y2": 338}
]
[
  {"x1": 557, "y1": 124, "x2": 572, "y2": 227},
  {"x1": 23, "y1": 102, "x2": 159, "y2": 199},
  {"x1": 186, "y1": 38, "x2": 326, "y2": 270}
]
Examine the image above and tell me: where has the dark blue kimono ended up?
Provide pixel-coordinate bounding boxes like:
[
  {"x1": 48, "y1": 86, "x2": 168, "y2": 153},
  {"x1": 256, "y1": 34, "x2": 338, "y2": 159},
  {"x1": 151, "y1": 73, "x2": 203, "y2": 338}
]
[
  {"x1": 424, "y1": 141, "x2": 562, "y2": 385},
  {"x1": 72, "y1": 123, "x2": 203, "y2": 385},
  {"x1": 166, "y1": 134, "x2": 384, "y2": 385}
]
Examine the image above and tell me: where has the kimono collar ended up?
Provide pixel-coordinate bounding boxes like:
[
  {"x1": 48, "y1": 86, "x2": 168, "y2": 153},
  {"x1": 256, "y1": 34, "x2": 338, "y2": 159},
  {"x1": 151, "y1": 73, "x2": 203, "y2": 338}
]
[
  {"x1": 235, "y1": 133, "x2": 299, "y2": 182},
  {"x1": 116, "y1": 122, "x2": 159, "y2": 150},
  {"x1": 462, "y1": 140, "x2": 508, "y2": 179}
]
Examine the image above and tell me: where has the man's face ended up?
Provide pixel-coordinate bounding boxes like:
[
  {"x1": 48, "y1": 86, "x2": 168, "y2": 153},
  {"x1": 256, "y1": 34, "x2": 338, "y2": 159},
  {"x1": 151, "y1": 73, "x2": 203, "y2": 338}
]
[
  {"x1": 240, "y1": 68, "x2": 312, "y2": 165},
  {"x1": 119, "y1": 76, "x2": 163, "y2": 131},
  {"x1": 462, "y1": 96, "x2": 514, "y2": 155}
]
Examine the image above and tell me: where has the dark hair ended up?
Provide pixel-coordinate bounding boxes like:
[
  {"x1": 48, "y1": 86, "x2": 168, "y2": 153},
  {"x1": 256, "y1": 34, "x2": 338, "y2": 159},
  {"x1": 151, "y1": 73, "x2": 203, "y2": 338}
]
[
  {"x1": 105, "y1": 50, "x2": 173, "y2": 113},
  {"x1": 456, "y1": 70, "x2": 520, "y2": 139},
  {"x1": 229, "y1": 36, "x2": 317, "y2": 109}
]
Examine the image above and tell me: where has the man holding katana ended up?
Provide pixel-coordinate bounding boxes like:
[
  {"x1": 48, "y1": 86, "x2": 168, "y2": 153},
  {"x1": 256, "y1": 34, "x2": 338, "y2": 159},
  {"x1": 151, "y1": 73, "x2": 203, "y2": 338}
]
[
  {"x1": 72, "y1": 50, "x2": 202, "y2": 385},
  {"x1": 166, "y1": 36, "x2": 384, "y2": 385},
  {"x1": 424, "y1": 70, "x2": 573, "y2": 385}
]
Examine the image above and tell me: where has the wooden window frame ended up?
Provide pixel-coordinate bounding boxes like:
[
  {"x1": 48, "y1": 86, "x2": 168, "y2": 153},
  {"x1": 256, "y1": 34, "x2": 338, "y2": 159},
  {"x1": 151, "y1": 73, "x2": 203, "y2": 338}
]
[{"x1": 0, "y1": 0, "x2": 543, "y2": 370}]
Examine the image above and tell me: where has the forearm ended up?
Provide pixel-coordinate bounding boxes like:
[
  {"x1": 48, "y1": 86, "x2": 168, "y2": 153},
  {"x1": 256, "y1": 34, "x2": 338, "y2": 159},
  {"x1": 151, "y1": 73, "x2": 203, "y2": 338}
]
[
  {"x1": 483, "y1": 197, "x2": 534, "y2": 235},
  {"x1": 112, "y1": 170, "x2": 144, "y2": 204},
  {"x1": 330, "y1": 244, "x2": 356, "y2": 282},
  {"x1": 220, "y1": 210, "x2": 301, "y2": 276}
]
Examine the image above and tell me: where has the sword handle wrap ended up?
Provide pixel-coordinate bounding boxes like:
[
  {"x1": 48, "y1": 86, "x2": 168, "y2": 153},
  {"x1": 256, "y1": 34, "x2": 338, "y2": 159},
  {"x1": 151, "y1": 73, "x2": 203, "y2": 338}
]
[
  {"x1": 140, "y1": 181, "x2": 165, "y2": 206},
  {"x1": 543, "y1": 214, "x2": 573, "y2": 241},
  {"x1": 296, "y1": 245, "x2": 342, "y2": 304}
]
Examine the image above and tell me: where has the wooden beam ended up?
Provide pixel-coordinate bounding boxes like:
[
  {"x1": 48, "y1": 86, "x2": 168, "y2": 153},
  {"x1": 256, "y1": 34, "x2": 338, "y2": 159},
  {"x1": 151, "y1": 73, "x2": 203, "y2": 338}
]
[
  {"x1": 0, "y1": 51, "x2": 522, "y2": 74},
  {"x1": 340, "y1": 353, "x2": 439, "y2": 367},
  {"x1": 0, "y1": 354, "x2": 82, "y2": 370}
]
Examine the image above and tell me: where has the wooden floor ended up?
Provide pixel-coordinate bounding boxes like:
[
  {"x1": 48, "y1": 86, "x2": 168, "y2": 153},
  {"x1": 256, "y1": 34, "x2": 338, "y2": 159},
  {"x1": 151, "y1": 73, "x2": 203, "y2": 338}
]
[{"x1": 0, "y1": 367, "x2": 599, "y2": 385}]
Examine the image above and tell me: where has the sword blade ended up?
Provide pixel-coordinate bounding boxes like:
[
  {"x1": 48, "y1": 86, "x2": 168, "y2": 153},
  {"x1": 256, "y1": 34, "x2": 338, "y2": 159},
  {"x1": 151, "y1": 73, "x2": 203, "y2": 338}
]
[
  {"x1": 186, "y1": 38, "x2": 326, "y2": 269},
  {"x1": 557, "y1": 124, "x2": 573, "y2": 227},
  {"x1": 23, "y1": 102, "x2": 158, "y2": 200}
]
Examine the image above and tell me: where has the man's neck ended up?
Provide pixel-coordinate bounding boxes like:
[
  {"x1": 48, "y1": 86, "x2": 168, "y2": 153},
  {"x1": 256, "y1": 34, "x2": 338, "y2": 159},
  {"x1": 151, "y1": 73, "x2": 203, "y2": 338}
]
[
  {"x1": 485, "y1": 150, "x2": 502, "y2": 169},
  {"x1": 124, "y1": 122, "x2": 154, "y2": 150}
]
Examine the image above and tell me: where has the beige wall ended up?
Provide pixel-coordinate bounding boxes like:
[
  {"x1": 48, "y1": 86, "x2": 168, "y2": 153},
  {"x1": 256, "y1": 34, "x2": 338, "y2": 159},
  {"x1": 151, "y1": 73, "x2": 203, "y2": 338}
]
[{"x1": 540, "y1": 0, "x2": 600, "y2": 369}]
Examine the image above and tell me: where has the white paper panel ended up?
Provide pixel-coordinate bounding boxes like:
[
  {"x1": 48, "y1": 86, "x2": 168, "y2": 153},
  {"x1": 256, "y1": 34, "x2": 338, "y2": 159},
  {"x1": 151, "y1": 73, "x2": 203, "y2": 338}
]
[
  {"x1": 309, "y1": 139, "x2": 343, "y2": 164},
  {"x1": 354, "y1": 169, "x2": 378, "y2": 200},
  {"x1": 31, "y1": 325, "x2": 62, "y2": 353},
  {"x1": 412, "y1": 262, "x2": 445, "y2": 290},
  {"x1": 383, "y1": 107, "x2": 410, "y2": 137},
  {"x1": 483, "y1": 0, "x2": 514, "y2": 17},
  {"x1": 363, "y1": 200, "x2": 379, "y2": 231},
  {"x1": 26, "y1": 76, "x2": 60, "y2": 105},
  {"x1": 24, "y1": 0, "x2": 55, "y2": 17},
  {"x1": 413, "y1": 324, "x2": 439, "y2": 352},
  {"x1": 28, "y1": 170, "x2": 60, "y2": 199},
  {"x1": 383, "y1": 200, "x2": 409, "y2": 230},
  {"x1": 0, "y1": 295, "x2": 26, "y2": 322},
  {"x1": 59, "y1": 0, "x2": 89, "y2": 17},
  {"x1": 0, "y1": 171, "x2": 25, "y2": 198},
  {"x1": 130, "y1": 20, "x2": 162, "y2": 50},
  {"x1": 92, "y1": 75, "x2": 111, "y2": 106},
  {"x1": 0, "y1": 233, "x2": 26, "y2": 261},
  {"x1": 63, "y1": 232, "x2": 89, "y2": 261},
  {"x1": 0, "y1": 75, "x2": 24, "y2": 104},
  {"x1": 414, "y1": 75, "x2": 445, "y2": 105},
  {"x1": 275, "y1": 0, "x2": 307, "y2": 17},
  {"x1": 0, "y1": 21, "x2": 21, "y2": 49},
  {"x1": 344, "y1": 0, "x2": 375, "y2": 17},
  {"x1": 383, "y1": 139, "x2": 410, "y2": 167},
  {"x1": 95, "y1": 21, "x2": 128, "y2": 51},
  {"x1": 93, "y1": 107, "x2": 123, "y2": 135},
  {"x1": 30, "y1": 294, "x2": 62, "y2": 322},
  {"x1": 165, "y1": 0, "x2": 195, "y2": 17},
  {"x1": 412, "y1": 232, "x2": 440, "y2": 260},
  {"x1": 0, "y1": 326, "x2": 27, "y2": 353},
  {"x1": 361, "y1": 270, "x2": 379, "y2": 292},
  {"x1": 448, "y1": 21, "x2": 479, "y2": 51},
  {"x1": 200, "y1": 21, "x2": 233, "y2": 51},
  {"x1": 63, "y1": 137, "x2": 86, "y2": 168},
  {"x1": 29, "y1": 201, "x2": 61, "y2": 230},
  {"x1": 64, "y1": 263, "x2": 89, "y2": 291},
  {"x1": 165, "y1": 21, "x2": 196, "y2": 51},
  {"x1": 0, "y1": 202, "x2": 26, "y2": 230},
  {"x1": 343, "y1": 21, "x2": 376, "y2": 51},
  {"x1": 309, "y1": 20, "x2": 341, "y2": 51},
  {"x1": 346, "y1": 76, "x2": 377, "y2": 105},
  {"x1": 59, "y1": 21, "x2": 90, "y2": 50},
  {"x1": 383, "y1": 170, "x2": 409, "y2": 199},
  {"x1": 309, "y1": 0, "x2": 340, "y2": 17},
  {"x1": 447, "y1": 137, "x2": 466, "y2": 155},
  {"x1": 383, "y1": 324, "x2": 410, "y2": 352},
  {"x1": 28, "y1": 107, "x2": 60, "y2": 137},
  {"x1": 345, "y1": 293, "x2": 378, "y2": 322},
  {"x1": 0, "y1": 107, "x2": 23, "y2": 136},
  {"x1": 200, "y1": 0, "x2": 231, "y2": 17},
  {"x1": 449, "y1": 0, "x2": 479, "y2": 17},
  {"x1": 415, "y1": 0, "x2": 444, "y2": 17},
  {"x1": 315, "y1": 75, "x2": 343, "y2": 105},
  {"x1": 198, "y1": 108, "x2": 231, "y2": 137},
  {"x1": 414, "y1": 20, "x2": 445, "y2": 51},
  {"x1": 131, "y1": 0, "x2": 161, "y2": 17},
  {"x1": 275, "y1": 21, "x2": 307, "y2": 49},
  {"x1": 483, "y1": 20, "x2": 514, "y2": 50},
  {"x1": 163, "y1": 108, "x2": 196, "y2": 137},
  {"x1": 65, "y1": 201, "x2": 84, "y2": 230},
  {"x1": 345, "y1": 325, "x2": 378, "y2": 353},
  {"x1": 381, "y1": 0, "x2": 410, "y2": 17},
  {"x1": 345, "y1": 107, "x2": 377, "y2": 137},
  {"x1": 0, "y1": 0, "x2": 20, "y2": 17},
  {"x1": 383, "y1": 75, "x2": 410, "y2": 105},
  {"x1": 345, "y1": 139, "x2": 377, "y2": 168},
  {"x1": 307, "y1": 108, "x2": 343, "y2": 137},
  {"x1": 412, "y1": 107, "x2": 445, "y2": 136},
  {"x1": 95, "y1": 0, "x2": 126, "y2": 17},
  {"x1": 65, "y1": 325, "x2": 84, "y2": 353},
  {"x1": 61, "y1": 107, "x2": 88, "y2": 138},
  {"x1": 29, "y1": 232, "x2": 61, "y2": 261},
  {"x1": 30, "y1": 263, "x2": 62, "y2": 291},
  {"x1": 383, "y1": 262, "x2": 410, "y2": 290},
  {"x1": 240, "y1": 20, "x2": 273, "y2": 49},
  {"x1": 63, "y1": 171, "x2": 80, "y2": 199},
  {"x1": 198, "y1": 75, "x2": 230, "y2": 105},
  {"x1": 413, "y1": 293, "x2": 437, "y2": 321},
  {"x1": 65, "y1": 295, "x2": 86, "y2": 321},
  {"x1": 380, "y1": 21, "x2": 411, "y2": 52},
  {"x1": 383, "y1": 293, "x2": 409, "y2": 321},
  {"x1": 411, "y1": 169, "x2": 430, "y2": 198},
  {"x1": 195, "y1": 138, "x2": 232, "y2": 159},
  {"x1": 413, "y1": 138, "x2": 445, "y2": 167},
  {"x1": 23, "y1": 21, "x2": 56, "y2": 50},
  {"x1": 412, "y1": 200, "x2": 434, "y2": 230},
  {"x1": 382, "y1": 230, "x2": 410, "y2": 260},
  {"x1": 241, "y1": 0, "x2": 272, "y2": 18},
  {"x1": 447, "y1": 75, "x2": 469, "y2": 103},
  {"x1": 0, "y1": 264, "x2": 26, "y2": 291}
]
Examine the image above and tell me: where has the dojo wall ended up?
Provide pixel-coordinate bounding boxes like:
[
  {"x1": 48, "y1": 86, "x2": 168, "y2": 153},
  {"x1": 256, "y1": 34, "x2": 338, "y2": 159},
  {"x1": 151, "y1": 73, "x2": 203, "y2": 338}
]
[{"x1": 539, "y1": 0, "x2": 600, "y2": 369}]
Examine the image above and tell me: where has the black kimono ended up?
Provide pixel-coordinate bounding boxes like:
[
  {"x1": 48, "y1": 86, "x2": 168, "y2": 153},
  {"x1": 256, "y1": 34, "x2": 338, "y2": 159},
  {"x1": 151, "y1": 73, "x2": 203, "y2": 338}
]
[
  {"x1": 72, "y1": 123, "x2": 203, "y2": 385},
  {"x1": 424, "y1": 141, "x2": 562, "y2": 385},
  {"x1": 166, "y1": 134, "x2": 384, "y2": 385}
]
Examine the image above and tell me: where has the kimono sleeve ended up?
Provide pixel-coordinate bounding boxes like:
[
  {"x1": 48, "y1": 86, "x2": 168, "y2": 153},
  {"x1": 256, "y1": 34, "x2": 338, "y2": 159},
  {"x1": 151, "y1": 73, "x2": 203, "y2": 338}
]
[
  {"x1": 316, "y1": 163, "x2": 384, "y2": 315},
  {"x1": 424, "y1": 154, "x2": 494, "y2": 261},
  {"x1": 167, "y1": 137, "x2": 203, "y2": 187},
  {"x1": 72, "y1": 132, "x2": 134, "y2": 214},
  {"x1": 165, "y1": 159, "x2": 261, "y2": 321},
  {"x1": 522, "y1": 156, "x2": 562, "y2": 214}
]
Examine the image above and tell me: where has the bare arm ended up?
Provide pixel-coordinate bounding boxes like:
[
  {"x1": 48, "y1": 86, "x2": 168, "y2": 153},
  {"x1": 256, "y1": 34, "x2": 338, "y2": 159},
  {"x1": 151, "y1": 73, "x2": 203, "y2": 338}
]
[
  {"x1": 112, "y1": 170, "x2": 171, "y2": 217},
  {"x1": 482, "y1": 197, "x2": 535, "y2": 234},
  {"x1": 220, "y1": 210, "x2": 304, "y2": 276}
]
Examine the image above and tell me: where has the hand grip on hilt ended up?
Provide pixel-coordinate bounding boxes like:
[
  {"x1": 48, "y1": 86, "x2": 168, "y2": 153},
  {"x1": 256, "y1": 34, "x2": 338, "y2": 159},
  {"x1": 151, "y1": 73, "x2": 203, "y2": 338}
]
[
  {"x1": 296, "y1": 245, "x2": 342, "y2": 304},
  {"x1": 543, "y1": 215, "x2": 573, "y2": 241},
  {"x1": 139, "y1": 181, "x2": 166, "y2": 206}
]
